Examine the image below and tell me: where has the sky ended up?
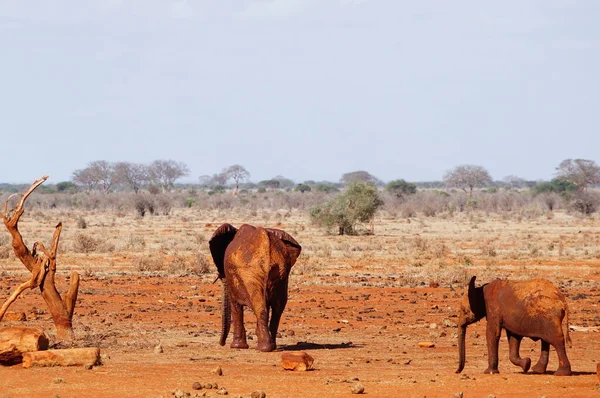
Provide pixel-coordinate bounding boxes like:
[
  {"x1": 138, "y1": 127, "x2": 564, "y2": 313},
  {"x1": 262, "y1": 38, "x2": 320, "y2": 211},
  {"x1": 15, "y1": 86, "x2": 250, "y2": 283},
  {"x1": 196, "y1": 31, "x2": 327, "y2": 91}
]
[{"x1": 0, "y1": 0, "x2": 598, "y2": 184}]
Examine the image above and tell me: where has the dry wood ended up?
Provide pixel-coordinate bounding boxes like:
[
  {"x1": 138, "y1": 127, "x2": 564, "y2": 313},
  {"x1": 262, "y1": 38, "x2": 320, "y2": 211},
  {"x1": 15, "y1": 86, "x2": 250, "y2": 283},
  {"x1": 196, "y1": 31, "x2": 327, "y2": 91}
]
[
  {"x1": 0, "y1": 326, "x2": 49, "y2": 365},
  {"x1": 0, "y1": 176, "x2": 80, "y2": 340},
  {"x1": 21, "y1": 347, "x2": 100, "y2": 368}
]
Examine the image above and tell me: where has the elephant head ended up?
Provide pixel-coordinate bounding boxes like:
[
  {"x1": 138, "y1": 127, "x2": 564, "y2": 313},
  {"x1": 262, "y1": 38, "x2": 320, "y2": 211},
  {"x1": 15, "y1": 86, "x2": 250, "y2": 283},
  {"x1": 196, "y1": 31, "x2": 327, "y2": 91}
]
[{"x1": 456, "y1": 275, "x2": 487, "y2": 373}]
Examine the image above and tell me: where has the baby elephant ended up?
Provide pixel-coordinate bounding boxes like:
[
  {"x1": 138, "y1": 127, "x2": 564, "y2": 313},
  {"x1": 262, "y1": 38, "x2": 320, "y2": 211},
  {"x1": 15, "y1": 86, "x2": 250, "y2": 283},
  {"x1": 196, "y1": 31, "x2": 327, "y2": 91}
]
[{"x1": 456, "y1": 276, "x2": 572, "y2": 376}]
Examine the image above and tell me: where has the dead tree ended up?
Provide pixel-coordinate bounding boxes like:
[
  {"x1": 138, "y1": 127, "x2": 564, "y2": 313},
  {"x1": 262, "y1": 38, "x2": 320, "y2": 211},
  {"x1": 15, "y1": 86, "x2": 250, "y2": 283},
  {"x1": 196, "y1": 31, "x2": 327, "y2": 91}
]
[{"x1": 0, "y1": 176, "x2": 80, "y2": 340}]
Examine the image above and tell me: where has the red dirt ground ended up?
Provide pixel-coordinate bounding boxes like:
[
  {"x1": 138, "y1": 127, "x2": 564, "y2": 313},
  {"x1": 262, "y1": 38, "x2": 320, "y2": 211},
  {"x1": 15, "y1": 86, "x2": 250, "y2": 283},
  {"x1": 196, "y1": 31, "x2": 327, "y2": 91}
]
[{"x1": 1, "y1": 274, "x2": 599, "y2": 398}]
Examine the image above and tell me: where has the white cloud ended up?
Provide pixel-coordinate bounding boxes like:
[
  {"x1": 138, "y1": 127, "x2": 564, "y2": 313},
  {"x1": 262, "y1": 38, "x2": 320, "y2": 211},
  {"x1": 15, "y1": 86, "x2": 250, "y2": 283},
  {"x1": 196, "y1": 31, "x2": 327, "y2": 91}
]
[{"x1": 237, "y1": 0, "x2": 319, "y2": 19}]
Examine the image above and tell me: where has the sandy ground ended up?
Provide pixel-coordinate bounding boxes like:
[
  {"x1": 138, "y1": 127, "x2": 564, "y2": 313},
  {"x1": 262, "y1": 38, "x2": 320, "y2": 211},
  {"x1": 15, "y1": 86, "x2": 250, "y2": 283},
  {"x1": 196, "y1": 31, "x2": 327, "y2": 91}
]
[{"x1": 0, "y1": 209, "x2": 599, "y2": 397}]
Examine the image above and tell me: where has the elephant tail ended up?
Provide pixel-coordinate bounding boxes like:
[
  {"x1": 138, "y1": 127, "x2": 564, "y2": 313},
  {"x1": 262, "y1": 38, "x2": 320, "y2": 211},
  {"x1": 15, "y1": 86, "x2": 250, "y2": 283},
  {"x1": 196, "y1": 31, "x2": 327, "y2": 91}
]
[
  {"x1": 220, "y1": 280, "x2": 231, "y2": 346},
  {"x1": 564, "y1": 304, "x2": 572, "y2": 348}
]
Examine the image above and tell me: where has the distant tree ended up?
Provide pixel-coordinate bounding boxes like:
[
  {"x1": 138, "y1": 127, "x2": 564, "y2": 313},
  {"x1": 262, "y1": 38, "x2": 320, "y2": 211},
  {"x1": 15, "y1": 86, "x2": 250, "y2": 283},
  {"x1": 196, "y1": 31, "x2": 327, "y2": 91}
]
[
  {"x1": 259, "y1": 180, "x2": 280, "y2": 189},
  {"x1": 385, "y1": 179, "x2": 417, "y2": 199},
  {"x1": 502, "y1": 175, "x2": 526, "y2": 189},
  {"x1": 72, "y1": 168, "x2": 97, "y2": 192},
  {"x1": 210, "y1": 173, "x2": 229, "y2": 186},
  {"x1": 55, "y1": 181, "x2": 77, "y2": 193},
  {"x1": 294, "y1": 183, "x2": 312, "y2": 193},
  {"x1": 114, "y1": 162, "x2": 148, "y2": 194},
  {"x1": 310, "y1": 182, "x2": 383, "y2": 235},
  {"x1": 223, "y1": 164, "x2": 250, "y2": 190},
  {"x1": 271, "y1": 175, "x2": 295, "y2": 189},
  {"x1": 556, "y1": 159, "x2": 600, "y2": 191},
  {"x1": 532, "y1": 178, "x2": 577, "y2": 196},
  {"x1": 340, "y1": 170, "x2": 381, "y2": 186},
  {"x1": 148, "y1": 160, "x2": 190, "y2": 192},
  {"x1": 443, "y1": 164, "x2": 492, "y2": 197},
  {"x1": 72, "y1": 160, "x2": 114, "y2": 193}
]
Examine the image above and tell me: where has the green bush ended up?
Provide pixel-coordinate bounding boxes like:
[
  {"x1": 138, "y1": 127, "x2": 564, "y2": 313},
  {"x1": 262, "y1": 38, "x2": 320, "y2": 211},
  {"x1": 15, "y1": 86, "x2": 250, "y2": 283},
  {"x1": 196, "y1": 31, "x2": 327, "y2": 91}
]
[
  {"x1": 385, "y1": 179, "x2": 416, "y2": 199},
  {"x1": 294, "y1": 183, "x2": 312, "y2": 193},
  {"x1": 310, "y1": 182, "x2": 383, "y2": 235},
  {"x1": 532, "y1": 178, "x2": 577, "y2": 196}
]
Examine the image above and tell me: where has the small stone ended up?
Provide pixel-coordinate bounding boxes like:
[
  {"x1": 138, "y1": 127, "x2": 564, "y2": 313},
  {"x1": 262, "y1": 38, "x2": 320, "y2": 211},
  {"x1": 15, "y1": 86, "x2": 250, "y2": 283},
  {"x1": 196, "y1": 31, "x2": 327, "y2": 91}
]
[
  {"x1": 454, "y1": 392, "x2": 463, "y2": 398},
  {"x1": 212, "y1": 365, "x2": 223, "y2": 376},
  {"x1": 350, "y1": 382, "x2": 365, "y2": 394},
  {"x1": 173, "y1": 389, "x2": 185, "y2": 398},
  {"x1": 5, "y1": 312, "x2": 26, "y2": 321},
  {"x1": 429, "y1": 323, "x2": 438, "y2": 329},
  {"x1": 444, "y1": 319, "x2": 458, "y2": 328},
  {"x1": 418, "y1": 341, "x2": 435, "y2": 348},
  {"x1": 52, "y1": 377, "x2": 65, "y2": 384},
  {"x1": 216, "y1": 388, "x2": 228, "y2": 395},
  {"x1": 154, "y1": 344, "x2": 163, "y2": 354},
  {"x1": 488, "y1": 395, "x2": 496, "y2": 398},
  {"x1": 192, "y1": 382, "x2": 203, "y2": 390},
  {"x1": 281, "y1": 352, "x2": 314, "y2": 371},
  {"x1": 250, "y1": 391, "x2": 266, "y2": 398},
  {"x1": 85, "y1": 365, "x2": 93, "y2": 370}
]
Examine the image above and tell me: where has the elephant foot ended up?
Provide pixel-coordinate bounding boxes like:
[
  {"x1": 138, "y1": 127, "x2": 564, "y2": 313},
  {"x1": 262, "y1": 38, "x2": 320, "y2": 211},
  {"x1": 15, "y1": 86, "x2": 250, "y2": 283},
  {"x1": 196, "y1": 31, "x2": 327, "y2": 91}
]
[
  {"x1": 521, "y1": 357, "x2": 531, "y2": 373},
  {"x1": 554, "y1": 367, "x2": 572, "y2": 376},
  {"x1": 231, "y1": 339, "x2": 249, "y2": 349},
  {"x1": 531, "y1": 363, "x2": 548, "y2": 374},
  {"x1": 483, "y1": 368, "x2": 500, "y2": 374},
  {"x1": 257, "y1": 341, "x2": 276, "y2": 352}
]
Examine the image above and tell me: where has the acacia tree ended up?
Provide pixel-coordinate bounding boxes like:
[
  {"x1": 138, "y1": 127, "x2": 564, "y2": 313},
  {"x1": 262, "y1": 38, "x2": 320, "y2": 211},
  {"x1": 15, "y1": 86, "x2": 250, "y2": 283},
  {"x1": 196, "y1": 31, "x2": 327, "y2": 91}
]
[
  {"x1": 223, "y1": 165, "x2": 250, "y2": 190},
  {"x1": 556, "y1": 159, "x2": 600, "y2": 191},
  {"x1": 443, "y1": 164, "x2": 492, "y2": 197},
  {"x1": 385, "y1": 179, "x2": 417, "y2": 199},
  {"x1": 148, "y1": 160, "x2": 190, "y2": 192},
  {"x1": 340, "y1": 170, "x2": 381, "y2": 186},
  {"x1": 72, "y1": 160, "x2": 115, "y2": 193},
  {"x1": 114, "y1": 162, "x2": 148, "y2": 194}
]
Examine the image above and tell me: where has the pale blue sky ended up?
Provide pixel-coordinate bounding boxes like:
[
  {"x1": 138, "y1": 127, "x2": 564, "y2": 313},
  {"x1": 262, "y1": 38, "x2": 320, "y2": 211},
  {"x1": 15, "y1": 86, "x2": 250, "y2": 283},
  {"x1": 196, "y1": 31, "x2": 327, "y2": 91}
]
[{"x1": 1, "y1": 1, "x2": 598, "y2": 184}]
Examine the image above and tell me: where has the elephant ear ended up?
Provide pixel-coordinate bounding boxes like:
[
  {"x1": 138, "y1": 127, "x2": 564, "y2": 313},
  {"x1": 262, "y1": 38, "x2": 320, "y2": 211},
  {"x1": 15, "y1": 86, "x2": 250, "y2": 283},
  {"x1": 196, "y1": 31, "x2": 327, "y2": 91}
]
[
  {"x1": 209, "y1": 223, "x2": 238, "y2": 278},
  {"x1": 266, "y1": 228, "x2": 302, "y2": 266},
  {"x1": 467, "y1": 275, "x2": 487, "y2": 319}
]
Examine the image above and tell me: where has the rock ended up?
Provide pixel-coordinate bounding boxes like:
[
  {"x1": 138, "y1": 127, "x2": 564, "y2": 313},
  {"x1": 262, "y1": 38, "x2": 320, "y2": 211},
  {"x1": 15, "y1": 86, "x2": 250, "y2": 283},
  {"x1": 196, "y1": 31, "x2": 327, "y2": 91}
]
[
  {"x1": 212, "y1": 365, "x2": 223, "y2": 376},
  {"x1": 418, "y1": 341, "x2": 435, "y2": 348},
  {"x1": 350, "y1": 382, "x2": 365, "y2": 394},
  {"x1": 488, "y1": 395, "x2": 496, "y2": 398},
  {"x1": 4, "y1": 312, "x2": 26, "y2": 321},
  {"x1": 192, "y1": 382, "x2": 203, "y2": 390},
  {"x1": 444, "y1": 319, "x2": 458, "y2": 328},
  {"x1": 250, "y1": 391, "x2": 266, "y2": 398},
  {"x1": 173, "y1": 389, "x2": 185, "y2": 398},
  {"x1": 454, "y1": 392, "x2": 463, "y2": 398},
  {"x1": 216, "y1": 388, "x2": 228, "y2": 395},
  {"x1": 154, "y1": 344, "x2": 163, "y2": 354},
  {"x1": 429, "y1": 323, "x2": 438, "y2": 329},
  {"x1": 281, "y1": 352, "x2": 314, "y2": 371}
]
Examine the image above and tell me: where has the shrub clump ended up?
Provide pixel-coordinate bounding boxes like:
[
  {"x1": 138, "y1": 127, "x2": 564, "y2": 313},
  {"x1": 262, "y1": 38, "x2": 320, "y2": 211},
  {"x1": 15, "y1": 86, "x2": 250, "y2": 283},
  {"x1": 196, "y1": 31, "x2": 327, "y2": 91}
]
[{"x1": 310, "y1": 182, "x2": 383, "y2": 235}]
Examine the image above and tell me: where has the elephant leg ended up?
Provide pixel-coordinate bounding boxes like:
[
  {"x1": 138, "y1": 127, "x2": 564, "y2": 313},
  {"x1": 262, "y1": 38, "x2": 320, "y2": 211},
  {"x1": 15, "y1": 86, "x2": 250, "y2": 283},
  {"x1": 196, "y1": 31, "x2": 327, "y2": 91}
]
[
  {"x1": 531, "y1": 340, "x2": 550, "y2": 374},
  {"x1": 550, "y1": 336, "x2": 572, "y2": 376},
  {"x1": 268, "y1": 288, "x2": 288, "y2": 349},
  {"x1": 507, "y1": 331, "x2": 531, "y2": 373},
  {"x1": 230, "y1": 301, "x2": 249, "y2": 349},
  {"x1": 252, "y1": 297, "x2": 274, "y2": 352},
  {"x1": 484, "y1": 321, "x2": 501, "y2": 374}
]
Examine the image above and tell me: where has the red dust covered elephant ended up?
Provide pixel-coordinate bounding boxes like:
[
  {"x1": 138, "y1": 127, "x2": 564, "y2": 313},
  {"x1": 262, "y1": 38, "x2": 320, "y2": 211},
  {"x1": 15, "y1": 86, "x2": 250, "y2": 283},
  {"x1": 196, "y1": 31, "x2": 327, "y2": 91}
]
[
  {"x1": 209, "y1": 223, "x2": 301, "y2": 352},
  {"x1": 456, "y1": 276, "x2": 572, "y2": 376}
]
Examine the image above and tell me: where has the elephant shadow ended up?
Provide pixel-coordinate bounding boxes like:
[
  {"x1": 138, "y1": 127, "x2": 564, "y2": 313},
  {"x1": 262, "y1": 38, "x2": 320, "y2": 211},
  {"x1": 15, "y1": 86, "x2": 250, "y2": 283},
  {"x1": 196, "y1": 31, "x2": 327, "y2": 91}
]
[
  {"x1": 522, "y1": 370, "x2": 596, "y2": 376},
  {"x1": 278, "y1": 341, "x2": 362, "y2": 351}
]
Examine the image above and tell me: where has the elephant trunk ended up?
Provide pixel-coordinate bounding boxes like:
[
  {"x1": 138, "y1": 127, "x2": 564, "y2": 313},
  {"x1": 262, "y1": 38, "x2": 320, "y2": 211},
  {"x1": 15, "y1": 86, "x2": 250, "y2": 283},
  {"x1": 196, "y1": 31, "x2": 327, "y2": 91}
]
[
  {"x1": 456, "y1": 325, "x2": 467, "y2": 373},
  {"x1": 219, "y1": 280, "x2": 231, "y2": 346}
]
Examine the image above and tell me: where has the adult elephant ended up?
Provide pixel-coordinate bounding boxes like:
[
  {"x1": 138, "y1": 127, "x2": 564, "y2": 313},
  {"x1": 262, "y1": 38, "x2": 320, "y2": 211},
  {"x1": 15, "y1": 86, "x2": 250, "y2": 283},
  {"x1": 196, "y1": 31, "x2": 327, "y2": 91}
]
[
  {"x1": 209, "y1": 223, "x2": 301, "y2": 352},
  {"x1": 456, "y1": 276, "x2": 572, "y2": 376}
]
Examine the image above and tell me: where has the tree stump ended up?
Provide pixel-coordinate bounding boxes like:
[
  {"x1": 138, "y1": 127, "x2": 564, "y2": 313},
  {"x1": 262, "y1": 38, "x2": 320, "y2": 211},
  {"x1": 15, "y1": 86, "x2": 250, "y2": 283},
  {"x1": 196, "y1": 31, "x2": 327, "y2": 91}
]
[
  {"x1": 0, "y1": 326, "x2": 49, "y2": 365},
  {"x1": 22, "y1": 347, "x2": 101, "y2": 368}
]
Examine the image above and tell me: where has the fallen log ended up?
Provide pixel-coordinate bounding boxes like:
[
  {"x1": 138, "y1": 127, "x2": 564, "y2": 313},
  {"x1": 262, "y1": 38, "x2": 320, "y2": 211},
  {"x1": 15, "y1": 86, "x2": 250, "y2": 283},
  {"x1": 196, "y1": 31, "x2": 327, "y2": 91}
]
[
  {"x1": 22, "y1": 347, "x2": 100, "y2": 368},
  {"x1": 0, "y1": 326, "x2": 49, "y2": 365}
]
